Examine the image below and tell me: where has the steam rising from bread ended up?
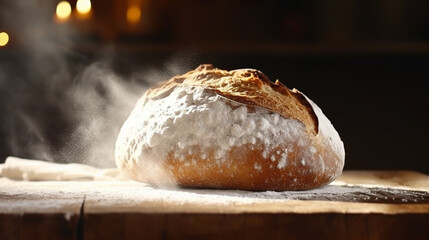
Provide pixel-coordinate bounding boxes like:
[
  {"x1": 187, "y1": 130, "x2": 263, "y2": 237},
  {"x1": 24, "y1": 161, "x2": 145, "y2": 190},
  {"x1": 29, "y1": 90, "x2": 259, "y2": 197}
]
[{"x1": 0, "y1": 1, "x2": 187, "y2": 168}]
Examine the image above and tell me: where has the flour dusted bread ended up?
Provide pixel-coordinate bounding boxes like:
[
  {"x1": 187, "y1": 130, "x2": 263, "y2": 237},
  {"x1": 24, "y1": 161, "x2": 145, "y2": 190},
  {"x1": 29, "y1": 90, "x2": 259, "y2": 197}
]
[{"x1": 115, "y1": 64, "x2": 345, "y2": 190}]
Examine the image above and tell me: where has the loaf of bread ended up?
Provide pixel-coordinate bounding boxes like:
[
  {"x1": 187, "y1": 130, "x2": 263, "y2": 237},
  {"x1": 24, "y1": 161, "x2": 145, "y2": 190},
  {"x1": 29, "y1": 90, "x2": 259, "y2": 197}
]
[{"x1": 115, "y1": 64, "x2": 345, "y2": 190}]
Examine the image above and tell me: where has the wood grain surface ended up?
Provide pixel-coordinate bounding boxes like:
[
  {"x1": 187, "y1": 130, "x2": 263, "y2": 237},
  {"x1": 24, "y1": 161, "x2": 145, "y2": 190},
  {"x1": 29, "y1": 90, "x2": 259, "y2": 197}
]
[{"x1": 1, "y1": 170, "x2": 429, "y2": 240}]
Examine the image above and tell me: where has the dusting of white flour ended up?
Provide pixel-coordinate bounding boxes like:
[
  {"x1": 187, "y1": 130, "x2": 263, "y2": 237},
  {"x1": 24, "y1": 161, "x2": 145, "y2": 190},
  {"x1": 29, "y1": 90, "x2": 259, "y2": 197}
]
[{"x1": 116, "y1": 85, "x2": 344, "y2": 178}]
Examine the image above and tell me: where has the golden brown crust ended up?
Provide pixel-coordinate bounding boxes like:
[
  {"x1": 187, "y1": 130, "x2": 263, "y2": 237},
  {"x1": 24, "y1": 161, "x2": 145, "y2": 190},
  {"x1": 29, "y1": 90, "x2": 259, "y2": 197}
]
[
  {"x1": 125, "y1": 139, "x2": 342, "y2": 191},
  {"x1": 145, "y1": 64, "x2": 319, "y2": 135}
]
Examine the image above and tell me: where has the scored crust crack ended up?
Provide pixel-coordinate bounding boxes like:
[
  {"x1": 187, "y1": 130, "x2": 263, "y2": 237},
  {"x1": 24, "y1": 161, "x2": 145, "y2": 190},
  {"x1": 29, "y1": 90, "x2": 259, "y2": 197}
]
[{"x1": 145, "y1": 64, "x2": 319, "y2": 135}]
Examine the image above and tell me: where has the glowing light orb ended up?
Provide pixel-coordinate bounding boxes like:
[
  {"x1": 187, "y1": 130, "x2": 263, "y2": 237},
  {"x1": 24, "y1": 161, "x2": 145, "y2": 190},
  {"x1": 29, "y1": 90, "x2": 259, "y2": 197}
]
[
  {"x1": 56, "y1": 1, "x2": 72, "y2": 20},
  {"x1": 127, "y1": 6, "x2": 141, "y2": 24},
  {"x1": 0, "y1": 32, "x2": 9, "y2": 47},
  {"x1": 76, "y1": 0, "x2": 91, "y2": 15}
]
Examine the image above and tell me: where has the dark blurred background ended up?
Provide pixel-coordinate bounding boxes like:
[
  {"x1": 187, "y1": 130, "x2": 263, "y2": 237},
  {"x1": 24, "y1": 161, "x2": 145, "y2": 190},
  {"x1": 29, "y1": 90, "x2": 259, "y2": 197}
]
[{"x1": 0, "y1": 0, "x2": 428, "y2": 172}]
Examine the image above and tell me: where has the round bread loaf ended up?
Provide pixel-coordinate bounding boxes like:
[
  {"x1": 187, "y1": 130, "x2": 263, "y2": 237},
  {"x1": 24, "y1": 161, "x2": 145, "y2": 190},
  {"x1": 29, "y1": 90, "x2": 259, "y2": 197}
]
[{"x1": 115, "y1": 64, "x2": 345, "y2": 190}]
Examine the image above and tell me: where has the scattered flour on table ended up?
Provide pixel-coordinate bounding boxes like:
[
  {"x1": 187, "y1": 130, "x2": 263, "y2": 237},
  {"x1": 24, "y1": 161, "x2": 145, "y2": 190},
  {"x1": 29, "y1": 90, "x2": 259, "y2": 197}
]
[
  {"x1": 2, "y1": 178, "x2": 426, "y2": 215},
  {"x1": 0, "y1": 178, "x2": 365, "y2": 212}
]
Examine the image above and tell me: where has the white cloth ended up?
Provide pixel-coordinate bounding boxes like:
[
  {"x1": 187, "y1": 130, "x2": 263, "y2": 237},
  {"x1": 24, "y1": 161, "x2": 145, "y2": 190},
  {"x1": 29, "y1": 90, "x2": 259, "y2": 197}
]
[{"x1": 0, "y1": 156, "x2": 127, "y2": 181}]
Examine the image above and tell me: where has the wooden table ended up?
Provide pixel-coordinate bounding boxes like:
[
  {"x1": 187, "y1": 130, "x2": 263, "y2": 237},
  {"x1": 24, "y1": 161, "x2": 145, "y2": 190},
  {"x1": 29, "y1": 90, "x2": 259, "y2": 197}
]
[{"x1": 1, "y1": 171, "x2": 429, "y2": 240}]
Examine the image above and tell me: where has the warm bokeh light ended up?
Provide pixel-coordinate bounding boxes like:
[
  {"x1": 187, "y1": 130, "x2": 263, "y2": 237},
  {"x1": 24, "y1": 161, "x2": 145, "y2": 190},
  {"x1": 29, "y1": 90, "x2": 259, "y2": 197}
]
[
  {"x1": 127, "y1": 6, "x2": 141, "y2": 24},
  {"x1": 0, "y1": 32, "x2": 9, "y2": 47},
  {"x1": 56, "y1": 1, "x2": 72, "y2": 20},
  {"x1": 76, "y1": 0, "x2": 92, "y2": 15}
]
